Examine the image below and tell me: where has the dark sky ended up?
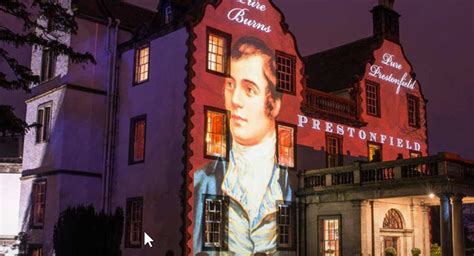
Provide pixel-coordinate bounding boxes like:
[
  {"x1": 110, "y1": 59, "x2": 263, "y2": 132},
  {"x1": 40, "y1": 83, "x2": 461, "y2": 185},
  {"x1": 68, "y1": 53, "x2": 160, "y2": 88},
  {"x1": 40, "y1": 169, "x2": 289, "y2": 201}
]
[{"x1": 273, "y1": 0, "x2": 474, "y2": 160}]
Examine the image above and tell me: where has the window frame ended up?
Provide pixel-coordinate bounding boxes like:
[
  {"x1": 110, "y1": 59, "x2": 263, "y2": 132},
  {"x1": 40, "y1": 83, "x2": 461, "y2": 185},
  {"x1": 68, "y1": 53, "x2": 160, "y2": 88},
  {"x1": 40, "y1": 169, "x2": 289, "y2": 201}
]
[
  {"x1": 367, "y1": 141, "x2": 383, "y2": 162},
  {"x1": 409, "y1": 150, "x2": 422, "y2": 158},
  {"x1": 277, "y1": 201, "x2": 296, "y2": 250},
  {"x1": 407, "y1": 94, "x2": 421, "y2": 128},
  {"x1": 318, "y1": 215, "x2": 342, "y2": 256},
  {"x1": 128, "y1": 114, "x2": 147, "y2": 165},
  {"x1": 206, "y1": 27, "x2": 232, "y2": 77},
  {"x1": 133, "y1": 44, "x2": 150, "y2": 85},
  {"x1": 28, "y1": 244, "x2": 44, "y2": 256},
  {"x1": 276, "y1": 121, "x2": 297, "y2": 169},
  {"x1": 40, "y1": 47, "x2": 57, "y2": 82},
  {"x1": 365, "y1": 80, "x2": 381, "y2": 118},
  {"x1": 31, "y1": 180, "x2": 47, "y2": 229},
  {"x1": 125, "y1": 197, "x2": 144, "y2": 248},
  {"x1": 275, "y1": 50, "x2": 297, "y2": 96},
  {"x1": 203, "y1": 106, "x2": 230, "y2": 160},
  {"x1": 325, "y1": 133, "x2": 343, "y2": 168},
  {"x1": 202, "y1": 194, "x2": 229, "y2": 252},
  {"x1": 36, "y1": 101, "x2": 52, "y2": 144}
]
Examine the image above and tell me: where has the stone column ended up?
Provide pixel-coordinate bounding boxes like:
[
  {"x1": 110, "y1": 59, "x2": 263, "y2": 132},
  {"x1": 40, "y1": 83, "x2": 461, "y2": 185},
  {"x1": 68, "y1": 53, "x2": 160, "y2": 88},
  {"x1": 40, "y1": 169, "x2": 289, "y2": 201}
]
[
  {"x1": 452, "y1": 194, "x2": 465, "y2": 256},
  {"x1": 439, "y1": 194, "x2": 453, "y2": 255}
]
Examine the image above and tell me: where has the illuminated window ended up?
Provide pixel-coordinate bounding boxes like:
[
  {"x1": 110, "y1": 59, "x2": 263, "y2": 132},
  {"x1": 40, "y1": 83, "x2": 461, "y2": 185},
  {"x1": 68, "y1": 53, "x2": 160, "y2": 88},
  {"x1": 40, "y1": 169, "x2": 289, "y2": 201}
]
[
  {"x1": 36, "y1": 102, "x2": 52, "y2": 143},
  {"x1": 407, "y1": 94, "x2": 420, "y2": 128},
  {"x1": 205, "y1": 109, "x2": 227, "y2": 158},
  {"x1": 368, "y1": 142, "x2": 382, "y2": 162},
  {"x1": 129, "y1": 115, "x2": 146, "y2": 164},
  {"x1": 277, "y1": 202, "x2": 293, "y2": 248},
  {"x1": 32, "y1": 180, "x2": 46, "y2": 227},
  {"x1": 134, "y1": 45, "x2": 150, "y2": 84},
  {"x1": 277, "y1": 124, "x2": 295, "y2": 168},
  {"x1": 319, "y1": 216, "x2": 341, "y2": 256},
  {"x1": 409, "y1": 151, "x2": 421, "y2": 158},
  {"x1": 326, "y1": 134, "x2": 343, "y2": 168},
  {"x1": 276, "y1": 52, "x2": 296, "y2": 94},
  {"x1": 125, "y1": 197, "x2": 143, "y2": 248},
  {"x1": 29, "y1": 245, "x2": 43, "y2": 256},
  {"x1": 207, "y1": 29, "x2": 230, "y2": 74},
  {"x1": 366, "y1": 80, "x2": 380, "y2": 117},
  {"x1": 203, "y1": 196, "x2": 228, "y2": 250},
  {"x1": 40, "y1": 47, "x2": 56, "y2": 82}
]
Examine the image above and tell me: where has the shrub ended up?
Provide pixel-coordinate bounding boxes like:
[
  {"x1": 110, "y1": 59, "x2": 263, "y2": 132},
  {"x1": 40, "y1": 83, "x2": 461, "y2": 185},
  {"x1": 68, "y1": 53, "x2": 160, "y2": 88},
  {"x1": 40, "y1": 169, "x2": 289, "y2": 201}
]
[
  {"x1": 411, "y1": 247, "x2": 421, "y2": 256},
  {"x1": 53, "y1": 205, "x2": 124, "y2": 256},
  {"x1": 384, "y1": 247, "x2": 397, "y2": 256},
  {"x1": 430, "y1": 244, "x2": 441, "y2": 256}
]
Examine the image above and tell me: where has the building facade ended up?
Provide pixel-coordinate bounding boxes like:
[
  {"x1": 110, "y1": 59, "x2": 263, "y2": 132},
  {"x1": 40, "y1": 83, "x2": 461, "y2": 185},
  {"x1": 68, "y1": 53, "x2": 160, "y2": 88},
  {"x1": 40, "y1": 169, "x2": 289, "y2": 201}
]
[{"x1": 10, "y1": 0, "x2": 473, "y2": 256}]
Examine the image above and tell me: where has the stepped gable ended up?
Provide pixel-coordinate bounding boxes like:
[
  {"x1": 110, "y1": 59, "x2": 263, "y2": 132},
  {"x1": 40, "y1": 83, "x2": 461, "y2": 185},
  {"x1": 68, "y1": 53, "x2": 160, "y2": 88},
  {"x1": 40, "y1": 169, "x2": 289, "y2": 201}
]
[{"x1": 304, "y1": 36, "x2": 383, "y2": 92}]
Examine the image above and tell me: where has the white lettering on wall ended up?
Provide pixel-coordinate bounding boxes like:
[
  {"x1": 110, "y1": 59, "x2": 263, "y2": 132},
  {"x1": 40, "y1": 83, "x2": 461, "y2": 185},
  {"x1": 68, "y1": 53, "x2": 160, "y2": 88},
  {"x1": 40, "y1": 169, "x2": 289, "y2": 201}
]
[
  {"x1": 369, "y1": 53, "x2": 417, "y2": 94},
  {"x1": 227, "y1": 0, "x2": 272, "y2": 33},
  {"x1": 298, "y1": 115, "x2": 423, "y2": 152}
]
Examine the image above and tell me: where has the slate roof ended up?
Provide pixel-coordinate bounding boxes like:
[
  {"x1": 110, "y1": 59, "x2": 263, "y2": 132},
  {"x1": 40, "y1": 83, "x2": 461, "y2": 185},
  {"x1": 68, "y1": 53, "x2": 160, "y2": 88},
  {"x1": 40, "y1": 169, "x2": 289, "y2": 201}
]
[
  {"x1": 72, "y1": 0, "x2": 156, "y2": 32},
  {"x1": 304, "y1": 36, "x2": 383, "y2": 92}
]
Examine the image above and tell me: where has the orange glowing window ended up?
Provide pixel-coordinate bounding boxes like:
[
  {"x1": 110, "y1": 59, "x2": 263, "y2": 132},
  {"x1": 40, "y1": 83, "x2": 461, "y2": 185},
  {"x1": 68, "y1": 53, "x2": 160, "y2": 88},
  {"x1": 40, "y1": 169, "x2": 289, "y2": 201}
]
[
  {"x1": 129, "y1": 115, "x2": 146, "y2": 164},
  {"x1": 278, "y1": 125, "x2": 295, "y2": 168},
  {"x1": 32, "y1": 181, "x2": 46, "y2": 227},
  {"x1": 319, "y1": 216, "x2": 340, "y2": 256},
  {"x1": 207, "y1": 29, "x2": 230, "y2": 75},
  {"x1": 368, "y1": 143, "x2": 382, "y2": 162},
  {"x1": 205, "y1": 109, "x2": 227, "y2": 158},
  {"x1": 31, "y1": 247, "x2": 43, "y2": 256},
  {"x1": 134, "y1": 45, "x2": 149, "y2": 84}
]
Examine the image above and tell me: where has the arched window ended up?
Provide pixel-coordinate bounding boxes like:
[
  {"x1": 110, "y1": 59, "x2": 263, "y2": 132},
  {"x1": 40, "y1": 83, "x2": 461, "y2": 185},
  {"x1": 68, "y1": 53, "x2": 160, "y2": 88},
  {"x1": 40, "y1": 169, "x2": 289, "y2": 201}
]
[{"x1": 383, "y1": 209, "x2": 404, "y2": 229}]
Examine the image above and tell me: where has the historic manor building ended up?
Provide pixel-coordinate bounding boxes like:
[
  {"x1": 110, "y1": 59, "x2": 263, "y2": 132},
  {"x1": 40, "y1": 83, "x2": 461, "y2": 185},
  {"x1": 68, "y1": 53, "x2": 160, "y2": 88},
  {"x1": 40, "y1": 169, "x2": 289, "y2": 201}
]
[{"x1": 2, "y1": 0, "x2": 472, "y2": 255}]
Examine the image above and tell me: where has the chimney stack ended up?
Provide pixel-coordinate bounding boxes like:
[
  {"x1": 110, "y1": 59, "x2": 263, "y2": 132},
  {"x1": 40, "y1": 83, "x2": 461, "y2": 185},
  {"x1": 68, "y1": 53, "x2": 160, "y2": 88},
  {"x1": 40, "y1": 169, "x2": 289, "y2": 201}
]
[{"x1": 371, "y1": 0, "x2": 400, "y2": 43}]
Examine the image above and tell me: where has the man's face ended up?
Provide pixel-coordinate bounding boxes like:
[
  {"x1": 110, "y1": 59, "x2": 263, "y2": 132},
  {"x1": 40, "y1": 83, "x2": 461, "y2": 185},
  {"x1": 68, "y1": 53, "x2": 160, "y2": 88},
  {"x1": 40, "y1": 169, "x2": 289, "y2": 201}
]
[{"x1": 224, "y1": 55, "x2": 279, "y2": 146}]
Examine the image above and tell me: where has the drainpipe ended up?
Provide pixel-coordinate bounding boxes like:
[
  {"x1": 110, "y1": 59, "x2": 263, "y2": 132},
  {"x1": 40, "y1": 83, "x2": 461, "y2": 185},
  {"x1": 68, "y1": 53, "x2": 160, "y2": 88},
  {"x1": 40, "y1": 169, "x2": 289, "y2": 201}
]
[
  {"x1": 370, "y1": 201, "x2": 375, "y2": 256},
  {"x1": 102, "y1": 18, "x2": 120, "y2": 213}
]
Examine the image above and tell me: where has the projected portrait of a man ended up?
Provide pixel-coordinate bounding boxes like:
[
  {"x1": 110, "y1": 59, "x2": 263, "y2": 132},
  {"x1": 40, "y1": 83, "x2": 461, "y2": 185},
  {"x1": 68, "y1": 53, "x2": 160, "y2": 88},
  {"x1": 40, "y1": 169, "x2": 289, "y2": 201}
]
[{"x1": 194, "y1": 36, "x2": 292, "y2": 255}]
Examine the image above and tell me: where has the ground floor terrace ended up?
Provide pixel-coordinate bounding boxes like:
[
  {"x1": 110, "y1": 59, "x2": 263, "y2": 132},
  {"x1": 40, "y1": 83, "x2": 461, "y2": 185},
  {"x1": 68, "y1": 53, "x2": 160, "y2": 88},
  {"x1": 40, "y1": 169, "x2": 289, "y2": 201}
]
[{"x1": 298, "y1": 152, "x2": 474, "y2": 256}]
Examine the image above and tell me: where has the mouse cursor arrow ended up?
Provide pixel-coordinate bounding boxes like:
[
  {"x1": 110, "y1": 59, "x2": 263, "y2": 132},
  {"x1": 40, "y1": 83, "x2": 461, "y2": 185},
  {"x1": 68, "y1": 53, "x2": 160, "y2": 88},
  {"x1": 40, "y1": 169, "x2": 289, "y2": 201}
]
[{"x1": 144, "y1": 232, "x2": 154, "y2": 247}]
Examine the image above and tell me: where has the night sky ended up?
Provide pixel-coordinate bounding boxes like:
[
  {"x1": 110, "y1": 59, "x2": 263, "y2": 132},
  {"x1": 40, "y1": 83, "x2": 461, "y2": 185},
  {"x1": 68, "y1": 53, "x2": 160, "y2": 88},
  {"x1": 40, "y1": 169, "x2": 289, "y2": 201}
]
[{"x1": 272, "y1": 0, "x2": 474, "y2": 160}]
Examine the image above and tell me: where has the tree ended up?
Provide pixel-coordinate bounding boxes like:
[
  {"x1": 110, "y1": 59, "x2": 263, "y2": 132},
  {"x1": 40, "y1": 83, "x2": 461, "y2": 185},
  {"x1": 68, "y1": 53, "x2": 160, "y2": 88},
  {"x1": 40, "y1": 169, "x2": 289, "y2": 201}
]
[
  {"x1": 53, "y1": 205, "x2": 124, "y2": 256},
  {"x1": 0, "y1": 0, "x2": 96, "y2": 134}
]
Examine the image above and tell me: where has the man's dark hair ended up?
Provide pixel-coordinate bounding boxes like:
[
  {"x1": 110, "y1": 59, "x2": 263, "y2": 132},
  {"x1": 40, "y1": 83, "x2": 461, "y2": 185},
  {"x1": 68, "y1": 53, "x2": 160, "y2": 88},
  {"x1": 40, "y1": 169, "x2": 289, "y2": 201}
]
[{"x1": 231, "y1": 36, "x2": 283, "y2": 101}]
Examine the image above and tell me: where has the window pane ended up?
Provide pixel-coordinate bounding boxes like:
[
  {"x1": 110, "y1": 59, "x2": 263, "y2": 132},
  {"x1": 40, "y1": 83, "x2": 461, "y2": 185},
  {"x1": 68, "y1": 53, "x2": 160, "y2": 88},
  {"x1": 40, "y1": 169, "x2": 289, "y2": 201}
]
[
  {"x1": 207, "y1": 33, "x2": 227, "y2": 74},
  {"x1": 135, "y1": 46, "x2": 149, "y2": 83},
  {"x1": 127, "y1": 198, "x2": 143, "y2": 246},
  {"x1": 368, "y1": 143, "x2": 382, "y2": 162},
  {"x1": 276, "y1": 53, "x2": 295, "y2": 93},
  {"x1": 320, "y1": 217, "x2": 340, "y2": 256},
  {"x1": 366, "y1": 82, "x2": 380, "y2": 116},
  {"x1": 36, "y1": 109, "x2": 44, "y2": 143},
  {"x1": 204, "y1": 198, "x2": 223, "y2": 247},
  {"x1": 278, "y1": 125, "x2": 294, "y2": 167},
  {"x1": 206, "y1": 110, "x2": 227, "y2": 158},
  {"x1": 43, "y1": 107, "x2": 51, "y2": 141},
  {"x1": 33, "y1": 181, "x2": 46, "y2": 226},
  {"x1": 133, "y1": 120, "x2": 146, "y2": 162}
]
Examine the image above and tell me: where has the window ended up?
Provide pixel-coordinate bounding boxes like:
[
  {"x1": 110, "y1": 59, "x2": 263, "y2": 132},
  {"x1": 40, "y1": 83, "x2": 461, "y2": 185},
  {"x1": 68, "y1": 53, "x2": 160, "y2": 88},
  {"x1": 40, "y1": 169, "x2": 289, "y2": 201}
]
[
  {"x1": 366, "y1": 80, "x2": 380, "y2": 117},
  {"x1": 207, "y1": 28, "x2": 230, "y2": 75},
  {"x1": 409, "y1": 151, "x2": 421, "y2": 158},
  {"x1": 134, "y1": 45, "x2": 150, "y2": 84},
  {"x1": 40, "y1": 48, "x2": 56, "y2": 82},
  {"x1": 205, "y1": 108, "x2": 228, "y2": 159},
  {"x1": 383, "y1": 209, "x2": 404, "y2": 229},
  {"x1": 276, "y1": 51, "x2": 296, "y2": 94},
  {"x1": 164, "y1": 5, "x2": 172, "y2": 24},
  {"x1": 277, "y1": 124, "x2": 295, "y2": 168},
  {"x1": 29, "y1": 245, "x2": 43, "y2": 256},
  {"x1": 125, "y1": 197, "x2": 143, "y2": 248},
  {"x1": 36, "y1": 103, "x2": 52, "y2": 143},
  {"x1": 319, "y1": 215, "x2": 341, "y2": 256},
  {"x1": 326, "y1": 134, "x2": 343, "y2": 168},
  {"x1": 203, "y1": 195, "x2": 228, "y2": 250},
  {"x1": 32, "y1": 181, "x2": 46, "y2": 228},
  {"x1": 129, "y1": 115, "x2": 146, "y2": 164},
  {"x1": 277, "y1": 202, "x2": 294, "y2": 249},
  {"x1": 407, "y1": 94, "x2": 420, "y2": 128},
  {"x1": 368, "y1": 142, "x2": 382, "y2": 162}
]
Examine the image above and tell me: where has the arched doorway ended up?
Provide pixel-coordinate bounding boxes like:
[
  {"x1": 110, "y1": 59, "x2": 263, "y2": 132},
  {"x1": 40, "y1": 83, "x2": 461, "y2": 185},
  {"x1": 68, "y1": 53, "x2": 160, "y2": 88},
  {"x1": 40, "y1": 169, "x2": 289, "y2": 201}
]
[{"x1": 380, "y1": 209, "x2": 406, "y2": 255}]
